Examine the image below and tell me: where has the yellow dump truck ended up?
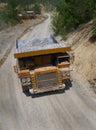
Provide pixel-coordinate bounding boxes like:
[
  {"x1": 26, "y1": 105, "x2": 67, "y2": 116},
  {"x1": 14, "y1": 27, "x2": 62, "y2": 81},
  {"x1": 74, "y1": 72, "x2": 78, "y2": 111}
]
[{"x1": 14, "y1": 36, "x2": 74, "y2": 94}]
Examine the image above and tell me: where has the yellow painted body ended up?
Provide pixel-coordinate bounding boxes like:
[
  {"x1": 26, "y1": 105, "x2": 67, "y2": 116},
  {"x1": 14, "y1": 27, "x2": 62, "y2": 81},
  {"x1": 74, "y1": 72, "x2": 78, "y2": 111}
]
[
  {"x1": 14, "y1": 42, "x2": 73, "y2": 93},
  {"x1": 14, "y1": 47, "x2": 72, "y2": 58}
]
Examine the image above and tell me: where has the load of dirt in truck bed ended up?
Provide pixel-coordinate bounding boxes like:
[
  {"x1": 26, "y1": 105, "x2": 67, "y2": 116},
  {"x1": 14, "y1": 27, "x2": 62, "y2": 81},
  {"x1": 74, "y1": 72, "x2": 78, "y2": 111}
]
[{"x1": 14, "y1": 36, "x2": 72, "y2": 60}]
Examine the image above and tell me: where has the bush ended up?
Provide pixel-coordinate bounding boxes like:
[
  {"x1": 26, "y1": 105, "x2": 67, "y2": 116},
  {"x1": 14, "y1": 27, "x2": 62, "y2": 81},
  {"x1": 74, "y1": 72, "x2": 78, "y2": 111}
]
[
  {"x1": 52, "y1": 12, "x2": 67, "y2": 39},
  {"x1": 33, "y1": 4, "x2": 41, "y2": 14},
  {"x1": 0, "y1": 0, "x2": 20, "y2": 26},
  {"x1": 52, "y1": 0, "x2": 96, "y2": 39},
  {"x1": 93, "y1": 12, "x2": 96, "y2": 36}
]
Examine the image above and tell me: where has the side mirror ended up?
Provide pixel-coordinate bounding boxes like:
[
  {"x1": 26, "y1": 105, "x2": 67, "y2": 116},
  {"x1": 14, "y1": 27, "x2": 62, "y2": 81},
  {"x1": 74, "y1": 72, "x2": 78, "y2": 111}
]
[{"x1": 14, "y1": 66, "x2": 18, "y2": 73}]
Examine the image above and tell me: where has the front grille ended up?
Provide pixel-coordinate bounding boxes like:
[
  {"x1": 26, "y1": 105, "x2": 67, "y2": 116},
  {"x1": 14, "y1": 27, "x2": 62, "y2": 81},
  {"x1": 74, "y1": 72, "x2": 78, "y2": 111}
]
[{"x1": 37, "y1": 72, "x2": 57, "y2": 88}]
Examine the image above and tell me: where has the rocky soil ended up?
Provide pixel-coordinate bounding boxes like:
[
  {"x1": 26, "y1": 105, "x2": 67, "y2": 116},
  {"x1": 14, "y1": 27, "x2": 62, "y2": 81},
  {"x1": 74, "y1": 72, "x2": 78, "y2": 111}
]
[{"x1": 67, "y1": 21, "x2": 96, "y2": 92}]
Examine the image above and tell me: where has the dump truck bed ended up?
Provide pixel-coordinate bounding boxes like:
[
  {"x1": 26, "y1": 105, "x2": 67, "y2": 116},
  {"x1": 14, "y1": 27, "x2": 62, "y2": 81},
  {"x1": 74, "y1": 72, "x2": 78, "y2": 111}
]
[{"x1": 14, "y1": 37, "x2": 72, "y2": 58}]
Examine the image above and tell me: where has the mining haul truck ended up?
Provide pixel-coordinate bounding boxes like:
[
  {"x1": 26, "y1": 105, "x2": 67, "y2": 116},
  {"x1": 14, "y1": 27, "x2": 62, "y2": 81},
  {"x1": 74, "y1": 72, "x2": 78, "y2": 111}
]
[{"x1": 14, "y1": 36, "x2": 74, "y2": 94}]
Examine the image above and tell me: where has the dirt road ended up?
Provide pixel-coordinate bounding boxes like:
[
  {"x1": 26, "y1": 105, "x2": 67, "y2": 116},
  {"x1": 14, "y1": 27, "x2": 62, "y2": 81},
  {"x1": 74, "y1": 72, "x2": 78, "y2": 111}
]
[
  {"x1": 21, "y1": 14, "x2": 52, "y2": 40},
  {"x1": 0, "y1": 15, "x2": 96, "y2": 130}
]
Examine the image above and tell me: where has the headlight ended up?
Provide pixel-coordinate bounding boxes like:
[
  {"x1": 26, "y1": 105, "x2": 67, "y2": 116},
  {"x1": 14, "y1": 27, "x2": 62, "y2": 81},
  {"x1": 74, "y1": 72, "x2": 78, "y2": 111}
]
[
  {"x1": 26, "y1": 77, "x2": 31, "y2": 83},
  {"x1": 21, "y1": 78, "x2": 26, "y2": 83},
  {"x1": 21, "y1": 77, "x2": 31, "y2": 83},
  {"x1": 62, "y1": 71, "x2": 70, "y2": 76},
  {"x1": 66, "y1": 71, "x2": 70, "y2": 76},
  {"x1": 62, "y1": 73, "x2": 66, "y2": 76}
]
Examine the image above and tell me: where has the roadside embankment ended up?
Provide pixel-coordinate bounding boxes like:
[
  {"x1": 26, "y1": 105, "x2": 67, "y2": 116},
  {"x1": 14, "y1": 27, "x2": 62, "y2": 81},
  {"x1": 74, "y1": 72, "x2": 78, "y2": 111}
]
[{"x1": 67, "y1": 21, "x2": 96, "y2": 92}]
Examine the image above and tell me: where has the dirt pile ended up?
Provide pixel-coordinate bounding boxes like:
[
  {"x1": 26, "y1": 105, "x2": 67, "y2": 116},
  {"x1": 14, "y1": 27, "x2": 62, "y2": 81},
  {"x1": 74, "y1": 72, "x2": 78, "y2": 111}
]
[{"x1": 67, "y1": 21, "x2": 96, "y2": 91}]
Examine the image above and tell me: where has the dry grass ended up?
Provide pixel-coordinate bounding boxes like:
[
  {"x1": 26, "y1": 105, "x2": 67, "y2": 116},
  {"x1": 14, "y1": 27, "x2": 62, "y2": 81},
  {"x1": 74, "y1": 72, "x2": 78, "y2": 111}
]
[
  {"x1": 67, "y1": 21, "x2": 96, "y2": 93},
  {"x1": 0, "y1": 3, "x2": 7, "y2": 8}
]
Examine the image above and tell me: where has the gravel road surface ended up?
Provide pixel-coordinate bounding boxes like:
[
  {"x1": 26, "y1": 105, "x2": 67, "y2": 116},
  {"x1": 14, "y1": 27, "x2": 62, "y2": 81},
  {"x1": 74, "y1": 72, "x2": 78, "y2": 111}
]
[{"x1": 0, "y1": 14, "x2": 96, "y2": 130}]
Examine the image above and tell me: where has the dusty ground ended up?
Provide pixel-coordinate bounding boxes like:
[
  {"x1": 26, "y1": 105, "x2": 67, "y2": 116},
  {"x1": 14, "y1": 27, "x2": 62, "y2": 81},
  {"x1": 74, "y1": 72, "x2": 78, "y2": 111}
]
[
  {"x1": 67, "y1": 21, "x2": 96, "y2": 92},
  {"x1": 0, "y1": 15, "x2": 96, "y2": 130},
  {"x1": 0, "y1": 16, "x2": 46, "y2": 67}
]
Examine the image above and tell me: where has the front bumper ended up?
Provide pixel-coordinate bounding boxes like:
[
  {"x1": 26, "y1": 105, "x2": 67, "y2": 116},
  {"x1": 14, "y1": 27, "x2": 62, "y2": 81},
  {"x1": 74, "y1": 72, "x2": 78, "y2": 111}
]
[{"x1": 29, "y1": 84, "x2": 65, "y2": 94}]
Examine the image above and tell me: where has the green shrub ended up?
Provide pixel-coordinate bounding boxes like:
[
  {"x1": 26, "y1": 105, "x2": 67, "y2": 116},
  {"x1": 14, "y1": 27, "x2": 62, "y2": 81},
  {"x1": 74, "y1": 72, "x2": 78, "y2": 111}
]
[
  {"x1": 0, "y1": 0, "x2": 20, "y2": 26},
  {"x1": 93, "y1": 12, "x2": 96, "y2": 36},
  {"x1": 52, "y1": 0, "x2": 96, "y2": 39},
  {"x1": 33, "y1": 4, "x2": 41, "y2": 14}
]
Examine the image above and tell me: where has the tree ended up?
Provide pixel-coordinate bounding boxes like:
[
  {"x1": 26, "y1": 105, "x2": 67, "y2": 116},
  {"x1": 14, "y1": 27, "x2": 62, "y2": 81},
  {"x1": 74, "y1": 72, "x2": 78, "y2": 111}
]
[
  {"x1": 0, "y1": 0, "x2": 20, "y2": 25},
  {"x1": 33, "y1": 3, "x2": 41, "y2": 14},
  {"x1": 52, "y1": 0, "x2": 96, "y2": 38},
  {"x1": 93, "y1": 11, "x2": 96, "y2": 36}
]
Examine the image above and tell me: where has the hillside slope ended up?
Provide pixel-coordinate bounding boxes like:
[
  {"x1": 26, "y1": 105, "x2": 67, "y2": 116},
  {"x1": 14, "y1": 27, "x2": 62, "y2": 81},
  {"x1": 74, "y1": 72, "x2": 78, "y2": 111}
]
[{"x1": 67, "y1": 21, "x2": 96, "y2": 91}]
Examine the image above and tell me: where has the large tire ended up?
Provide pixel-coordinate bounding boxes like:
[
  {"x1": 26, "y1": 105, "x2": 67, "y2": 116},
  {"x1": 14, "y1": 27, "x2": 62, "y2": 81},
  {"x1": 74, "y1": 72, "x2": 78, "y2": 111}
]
[
  {"x1": 65, "y1": 79, "x2": 72, "y2": 90},
  {"x1": 22, "y1": 85, "x2": 29, "y2": 92},
  {"x1": 58, "y1": 89, "x2": 65, "y2": 93}
]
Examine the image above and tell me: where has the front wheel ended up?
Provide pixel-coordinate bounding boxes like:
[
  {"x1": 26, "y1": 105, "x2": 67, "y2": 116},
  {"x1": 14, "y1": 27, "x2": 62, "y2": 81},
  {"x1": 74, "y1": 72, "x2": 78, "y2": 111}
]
[
  {"x1": 64, "y1": 79, "x2": 72, "y2": 90},
  {"x1": 22, "y1": 85, "x2": 29, "y2": 92}
]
